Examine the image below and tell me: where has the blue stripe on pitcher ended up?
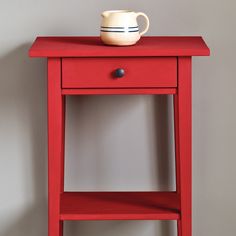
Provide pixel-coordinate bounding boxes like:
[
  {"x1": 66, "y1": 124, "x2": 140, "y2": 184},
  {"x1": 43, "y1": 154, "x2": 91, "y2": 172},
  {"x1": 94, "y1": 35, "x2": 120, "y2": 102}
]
[{"x1": 101, "y1": 26, "x2": 139, "y2": 33}]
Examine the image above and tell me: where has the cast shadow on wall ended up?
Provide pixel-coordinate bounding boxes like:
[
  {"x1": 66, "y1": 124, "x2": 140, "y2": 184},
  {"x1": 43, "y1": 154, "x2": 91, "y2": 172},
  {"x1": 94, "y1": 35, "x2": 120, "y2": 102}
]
[
  {"x1": 0, "y1": 45, "x2": 176, "y2": 236},
  {"x1": 0, "y1": 44, "x2": 48, "y2": 236}
]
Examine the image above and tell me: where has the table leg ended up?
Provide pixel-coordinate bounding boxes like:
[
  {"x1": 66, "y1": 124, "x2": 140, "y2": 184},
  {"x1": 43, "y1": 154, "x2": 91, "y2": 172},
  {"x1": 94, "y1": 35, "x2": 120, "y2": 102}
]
[
  {"x1": 175, "y1": 57, "x2": 192, "y2": 236},
  {"x1": 59, "y1": 95, "x2": 65, "y2": 236},
  {"x1": 47, "y1": 58, "x2": 64, "y2": 236}
]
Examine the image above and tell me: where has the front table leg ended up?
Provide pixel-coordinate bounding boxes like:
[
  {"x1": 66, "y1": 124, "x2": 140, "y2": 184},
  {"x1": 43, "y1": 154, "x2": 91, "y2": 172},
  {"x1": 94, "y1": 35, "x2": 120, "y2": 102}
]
[
  {"x1": 47, "y1": 58, "x2": 65, "y2": 236},
  {"x1": 175, "y1": 57, "x2": 192, "y2": 236}
]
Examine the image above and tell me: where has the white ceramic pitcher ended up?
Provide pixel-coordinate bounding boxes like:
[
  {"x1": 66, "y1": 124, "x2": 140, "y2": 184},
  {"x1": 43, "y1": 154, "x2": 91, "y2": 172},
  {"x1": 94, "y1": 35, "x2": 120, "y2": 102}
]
[{"x1": 100, "y1": 10, "x2": 149, "y2": 46}]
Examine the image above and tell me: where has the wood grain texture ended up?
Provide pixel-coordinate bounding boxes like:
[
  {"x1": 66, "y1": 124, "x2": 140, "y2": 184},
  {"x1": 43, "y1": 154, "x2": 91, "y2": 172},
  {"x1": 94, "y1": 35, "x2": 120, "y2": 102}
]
[
  {"x1": 29, "y1": 36, "x2": 210, "y2": 57},
  {"x1": 60, "y1": 192, "x2": 180, "y2": 221},
  {"x1": 62, "y1": 57, "x2": 177, "y2": 88}
]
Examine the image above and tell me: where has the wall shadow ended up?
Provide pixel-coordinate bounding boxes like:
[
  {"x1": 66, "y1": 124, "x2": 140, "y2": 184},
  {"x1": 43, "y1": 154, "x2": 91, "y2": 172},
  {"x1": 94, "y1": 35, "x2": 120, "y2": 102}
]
[
  {"x1": 0, "y1": 44, "x2": 48, "y2": 236},
  {"x1": 154, "y1": 95, "x2": 175, "y2": 190}
]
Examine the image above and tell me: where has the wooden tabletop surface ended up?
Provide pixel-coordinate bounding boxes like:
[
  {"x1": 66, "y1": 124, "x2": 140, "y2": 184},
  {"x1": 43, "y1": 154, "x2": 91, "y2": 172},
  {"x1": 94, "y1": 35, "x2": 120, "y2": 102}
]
[{"x1": 29, "y1": 36, "x2": 210, "y2": 57}]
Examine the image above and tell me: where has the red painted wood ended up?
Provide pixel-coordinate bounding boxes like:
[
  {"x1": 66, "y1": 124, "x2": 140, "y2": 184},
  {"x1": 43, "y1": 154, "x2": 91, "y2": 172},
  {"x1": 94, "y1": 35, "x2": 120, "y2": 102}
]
[
  {"x1": 28, "y1": 36, "x2": 210, "y2": 236},
  {"x1": 47, "y1": 58, "x2": 64, "y2": 236},
  {"x1": 174, "y1": 87, "x2": 182, "y2": 236},
  {"x1": 62, "y1": 88, "x2": 177, "y2": 95},
  {"x1": 60, "y1": 192, "x2": 180, "y2": 221},
  {"x1": 60, "y1": 97, "x2": 65, "y2": 195},
  {"x1": 178, "y1": 221, "x2": 182, "y2": 236},
  {"x1": 29, "y1": 36, "x2": 210, "y2": 58},
  {"x1": 176, "y1": 57, "x2": 192, "y2": 236},
  {"x1": 62, "y1": 57, "x2": 177, "y2": 88},
  {"x1": 59, "y1": 96, "x2": 65, "y2": 236}
]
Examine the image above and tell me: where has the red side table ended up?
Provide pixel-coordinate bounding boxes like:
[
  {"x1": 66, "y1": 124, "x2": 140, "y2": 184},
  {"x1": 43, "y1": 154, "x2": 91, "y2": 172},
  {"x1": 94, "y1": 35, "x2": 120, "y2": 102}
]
[{"x1": 29, "y1": 36, "x2": 210, "y2": 236}]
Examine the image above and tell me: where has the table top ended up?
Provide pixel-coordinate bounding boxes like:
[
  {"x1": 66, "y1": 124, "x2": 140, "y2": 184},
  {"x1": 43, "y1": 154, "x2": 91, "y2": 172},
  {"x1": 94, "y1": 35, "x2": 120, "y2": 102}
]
[{"x1": 29, "y1": 36, "x2": 210, "y2": 58}]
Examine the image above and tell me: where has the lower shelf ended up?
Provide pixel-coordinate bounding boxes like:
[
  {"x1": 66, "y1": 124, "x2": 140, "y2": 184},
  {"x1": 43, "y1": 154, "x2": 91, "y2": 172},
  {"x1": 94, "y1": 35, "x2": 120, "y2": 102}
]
[{"x1": 60, "y1": 192, "x2": 180, "y2": 221}]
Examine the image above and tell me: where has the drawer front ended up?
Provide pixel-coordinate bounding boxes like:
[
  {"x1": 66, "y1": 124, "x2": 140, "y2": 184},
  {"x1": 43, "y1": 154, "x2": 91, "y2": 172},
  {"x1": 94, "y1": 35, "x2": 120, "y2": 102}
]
[{"x1": 62, "y1": 57, "x2": 177, "y2": 88}]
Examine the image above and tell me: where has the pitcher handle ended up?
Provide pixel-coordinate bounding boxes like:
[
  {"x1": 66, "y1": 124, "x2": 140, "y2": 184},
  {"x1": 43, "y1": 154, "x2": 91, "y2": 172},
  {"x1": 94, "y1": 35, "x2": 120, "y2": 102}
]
[{"x1": 136, "y1": 12, "x2": 150, "y2": 36}]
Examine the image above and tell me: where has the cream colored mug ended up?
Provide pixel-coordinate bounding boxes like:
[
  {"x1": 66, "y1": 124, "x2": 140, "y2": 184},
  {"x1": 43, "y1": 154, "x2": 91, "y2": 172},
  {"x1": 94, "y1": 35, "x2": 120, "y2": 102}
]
[{"x1": 100, "y1": 10, "x2": 149, "y2": 46}]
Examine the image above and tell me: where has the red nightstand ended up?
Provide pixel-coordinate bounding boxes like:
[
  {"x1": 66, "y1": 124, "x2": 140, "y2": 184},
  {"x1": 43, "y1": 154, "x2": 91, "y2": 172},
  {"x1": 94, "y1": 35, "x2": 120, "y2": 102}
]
[{"x1": 29, "y1": 36, "x2": 210, "y2": 236}]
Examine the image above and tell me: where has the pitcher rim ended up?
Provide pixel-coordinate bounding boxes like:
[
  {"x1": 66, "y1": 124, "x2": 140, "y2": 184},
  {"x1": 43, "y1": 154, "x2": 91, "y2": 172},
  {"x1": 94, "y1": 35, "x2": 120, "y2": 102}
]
[{"x1": 102, "y1": 10, "x2": 133, "y2": 14}]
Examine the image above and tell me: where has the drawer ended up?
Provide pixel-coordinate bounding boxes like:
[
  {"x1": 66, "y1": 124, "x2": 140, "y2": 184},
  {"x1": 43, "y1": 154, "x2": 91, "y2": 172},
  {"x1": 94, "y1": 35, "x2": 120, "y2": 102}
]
[{"x1": 62, "y1": 57, "x2": 177, "y2": 88}]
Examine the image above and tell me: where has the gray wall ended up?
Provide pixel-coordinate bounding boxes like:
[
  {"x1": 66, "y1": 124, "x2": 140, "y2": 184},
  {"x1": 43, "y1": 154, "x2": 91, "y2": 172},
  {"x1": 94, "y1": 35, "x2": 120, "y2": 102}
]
[{"x1": 0, "y1": 0, "x2": 235, "y2": 236}]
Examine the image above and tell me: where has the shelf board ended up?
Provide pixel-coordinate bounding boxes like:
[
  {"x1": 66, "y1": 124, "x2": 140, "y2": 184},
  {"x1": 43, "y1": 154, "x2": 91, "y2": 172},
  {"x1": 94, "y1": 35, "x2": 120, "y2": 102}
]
[{"x1": 60, "y1": 192, "x2": 180, "y2": 221}]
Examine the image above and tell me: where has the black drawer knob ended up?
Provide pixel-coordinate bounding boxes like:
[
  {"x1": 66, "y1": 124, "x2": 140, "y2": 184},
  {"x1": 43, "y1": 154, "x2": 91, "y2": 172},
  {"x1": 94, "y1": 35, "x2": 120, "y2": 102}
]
[{"x1": 114, "y1": 68, "x2": 125, "y2": 78}]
